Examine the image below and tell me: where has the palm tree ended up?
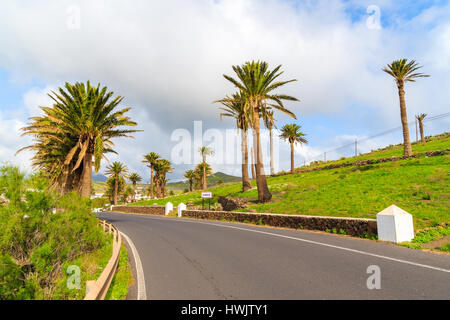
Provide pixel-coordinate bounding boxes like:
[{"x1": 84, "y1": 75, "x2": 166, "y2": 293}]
[
  {"x1": 105, "y1": 161, "x2": 129, "y2": 205},
  {"x1": 383, "y1": 59, "x2": 429, "y2": 157},
  {"x1": 105, "y1": 175, "x2": 125, "y2": 204},
  {"x1": 194, "y1": 162, "x2": 212, "y2": 190},
  {"x1": 280, "y1": 124, "x2": 308, "y2": 174},
  {"x1": 215, "y1": 91, "x2": 252, "y2": 192},
  {"x1": 415, "y1": 113, "x2": 427, "y2": 144},
  {"x1": 142, "y1": 152, "x2": 160, "y2": 199},
  {"x1": 223, "y1": 61, "x2": 298, "y2": 202},
  {"x1": 153, "y1": 159, "x2": 172, "y2": 198},
  {"x1": 19, "y1": 81, "x2": 138, "y2": 197},
  {"x1": 198, "y1": 146, "x2": 213, "y2": 190},
  {"x1": 184, "y1": 170, "x2": 196, "y2": 192},
  {"x1": 122, "y1": 186, "x2": 134, "y2": 203},
  {"x1": 128, "y1": 172, "x2": 142, "y2": 202}
]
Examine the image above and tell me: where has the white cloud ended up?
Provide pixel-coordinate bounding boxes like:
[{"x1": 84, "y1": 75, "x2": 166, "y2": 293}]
[
  {"x1": 23, "y1": 85, "x2": 56, "y2": 116},
  {"x1": 0, "y1": 113, "x2": 33, "y2": 172}
]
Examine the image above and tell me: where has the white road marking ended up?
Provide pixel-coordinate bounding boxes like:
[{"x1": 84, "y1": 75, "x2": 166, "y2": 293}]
[
  {"x1": 120, "y1": 231, "x2": 147, "y2": 300},
  {"x1": 125, "y1": 214, "x2": 450, "y2": 274}
]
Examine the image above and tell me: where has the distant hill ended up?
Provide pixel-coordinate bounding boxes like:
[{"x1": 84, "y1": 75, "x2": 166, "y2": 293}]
[
  {"x1": 167, "y1": 172, "x2": 241, "y2": 191},
  {"x1": 92, "y1": 173, "x2": 108, "y2": 182}
]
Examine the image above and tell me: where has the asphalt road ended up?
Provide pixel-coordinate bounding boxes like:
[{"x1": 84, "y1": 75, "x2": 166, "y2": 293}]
[{"x1": 100, "y1": 212, "x2": 450, "y2": 300}]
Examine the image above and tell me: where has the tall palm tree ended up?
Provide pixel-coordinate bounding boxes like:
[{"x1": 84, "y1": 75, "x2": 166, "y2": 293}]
[
  {"x1": 142, "y1": 152, "x2": 160, "y2": 199},
  {"x1": 105, "y1": 175, "x2": 125, "y2": 204},
  {"x1": 415, "y1": 113, "x2": 427, "y2": 144},
  {"x1": 216, "y1": 91, "x2": 252, "y2": 192},
  {"x1": 194, "y1": 162, "x2": 212, "y2": 190},
  {"x1": 383, "y1": 59, "x2": 429, "y2": 157},
  {"x1": 223, "y1": 61, "x2": 298, "y2": 202},
  {"x1": 153, "y1": 159, "x2": 173, "y2": 198},
  {"x1": 280, "y1": 124, "x2": 308, "y2": 174},
  {"x1": 19, "y1": 81, "x2": 138, "y2": 197},
  {"x1": 198, "y1": 146, "x2": 213, "y2": 190},
  {"x1": 184, "y1": 170, "x2": 196, "y2": 192},
  {"x1": 128, "y1": 172, "x2": 142, "y2": 202},
  {"x1": 105, "y1": 161, "x2": 129, "y2": 205}
]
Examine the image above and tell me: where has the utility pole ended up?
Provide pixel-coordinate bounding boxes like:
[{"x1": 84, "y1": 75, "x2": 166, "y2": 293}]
[
  {"x1": 324, "y1": 152, "x2": 326, "y2": 162},
  {"x1": 355, "y1": 138, "x2": 358, "y2": 157}
]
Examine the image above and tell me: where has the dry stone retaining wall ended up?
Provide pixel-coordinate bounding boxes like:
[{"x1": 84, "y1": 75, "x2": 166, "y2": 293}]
[
  {"x1": 183, "y1": 210, "x2": 377, "y2": 237},
  {"x1": 111, "y1": 205, "x2": 165, "y2": 215}
]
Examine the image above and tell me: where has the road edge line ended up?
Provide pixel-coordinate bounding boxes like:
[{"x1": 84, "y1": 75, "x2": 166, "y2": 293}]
[{"x1": 120, "y1": 231, "x2": 147, "y2": 300}]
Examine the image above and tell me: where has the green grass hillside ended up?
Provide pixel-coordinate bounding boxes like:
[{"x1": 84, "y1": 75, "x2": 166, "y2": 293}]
[
  {"x1": 167, "y1": 172, "x2": 242, "y2": 191},
  {"x1": 132, "y1": 133, "x2": 450, "y2": 230}
]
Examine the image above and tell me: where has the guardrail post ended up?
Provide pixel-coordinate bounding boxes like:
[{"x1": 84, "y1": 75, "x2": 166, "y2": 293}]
[
  {"x1": 377, "y1": 205, "x2": 414, "y2": 243},
  {"x1": 165, "y1": 202, "x2": 173, "y2": 215},
  {"x1": 178, "y1": 203, "x2": 186, "y2": 217}
]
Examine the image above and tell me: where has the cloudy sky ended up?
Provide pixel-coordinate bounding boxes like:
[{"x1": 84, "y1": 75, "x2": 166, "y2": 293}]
[{"x1": 0, "y1": 0, "x2": 449, "y2": 182}]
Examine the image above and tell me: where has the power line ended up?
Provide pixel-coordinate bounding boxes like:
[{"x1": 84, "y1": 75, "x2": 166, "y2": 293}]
[{"x1": 305, "y1": 111, "x2": 450, "y2": 164}]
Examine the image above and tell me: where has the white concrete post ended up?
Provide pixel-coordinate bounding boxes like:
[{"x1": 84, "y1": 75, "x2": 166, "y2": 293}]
[
  {"x1": 165, "y1": 202, "x2": 173, "y2": 215},
  {"x1": 376, "y1": 205, "x2": 414, "y2": 243},
  {"x1": 178, "y1": 203, "x2": 186, "y2": 217}
]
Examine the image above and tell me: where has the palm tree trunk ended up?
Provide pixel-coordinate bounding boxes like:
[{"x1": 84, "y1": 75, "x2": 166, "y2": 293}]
[
  {"x1": 202, "y1": 156, "x2": 207, "y2": 190},
  {"x1": 72, "y1": 166, "x2": 82, "y2": 194},
  {"x1": 397, "y1": 81, "x2": 413, "y2": 157},
  {"x1": 150, "y1": 166, "x2": 154, "y2": 199},
  {"x1": 290, "y1": 141, "x2": 295, "y2": 174},
  {"x1": 114, "y1": 176, "x2": 118, "y2": 205},
  {"x1": 250, "y1": 146, "x2": 256, "y2": 180},
  {"x1": 189, "y1": 180, "x2": 193, "y2": 192},
  {"x1": 252, "y1": 107, "x2": 272, "y2": 203},
  {"x1": 80, "y1": 152, "x2": 93, "y2": 198},
  {"x1": 156, "y1": 178, "x2": 162, "y2": 198},
  {"x1": 133, "y1": 182, "x2": 136, "y2": 202},
  {"x1": 270, "y1": 126, "x2": 274, "y2": 176},
  {"x1": 62, "y1": 164, "x2": 74, "y2": 194},
  {"x1": 419, "y1": 120, "x2": 425, "y2": 143},
  {"x1": 241, "y1": 128, "x2": 252, "y2": 192}
]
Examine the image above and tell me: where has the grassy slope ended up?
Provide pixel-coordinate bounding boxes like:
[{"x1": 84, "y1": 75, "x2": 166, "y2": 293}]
[
  {"x1": 167, "y1": 172, "x2": 241, "y2": 191},
  {"x1": 304, "y1": 132, "x2": 449, "y2": 170},
  {"x1": 53, "y1": 232, "x2": 133, "y2": 300},
  {"x1": 133, "y1": 133, "x2": 450, "y2": 230},
  {"x1": 105, "y1": 244, "x2": 134, "y2": 300}
]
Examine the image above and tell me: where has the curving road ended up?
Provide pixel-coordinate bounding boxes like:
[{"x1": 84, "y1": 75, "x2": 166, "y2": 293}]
[{"x1": 100, "y1": 212, "x2": 450, "y2": 300}]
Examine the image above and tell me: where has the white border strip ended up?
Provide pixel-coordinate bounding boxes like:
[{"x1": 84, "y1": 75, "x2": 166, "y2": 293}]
[{"x1": 120, "y1": 231, "x2": 147, "y2": 300}]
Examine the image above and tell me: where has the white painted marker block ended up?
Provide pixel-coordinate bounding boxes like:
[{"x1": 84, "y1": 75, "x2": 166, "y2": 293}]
[
  {"x1": 165, "y1": 202, "x2": 173, "y2": 215},
  {"x1": 178, "y1": 203, "x2": 186, "y2": 217},
  {"x1": 377, "y1": 205, "x2": 414, "y2": 243}
]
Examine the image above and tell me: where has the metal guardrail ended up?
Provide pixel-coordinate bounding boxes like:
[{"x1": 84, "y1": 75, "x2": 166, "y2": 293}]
[{"x1": 84, "y1": 219, "x2": 122, "y2": 300}]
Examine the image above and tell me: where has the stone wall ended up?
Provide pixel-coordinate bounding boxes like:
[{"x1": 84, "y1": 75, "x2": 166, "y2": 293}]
[
  {"x1": 111, "y1": 205, "x2": 165, "y2": 215},
  {"x1": 183, "y1": 210, "x2": 377, "y2": 237}
]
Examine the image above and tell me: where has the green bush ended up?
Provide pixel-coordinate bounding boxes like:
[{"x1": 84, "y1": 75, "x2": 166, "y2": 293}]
[
  {"x1": 91, "y1": 197, "x2": 107, "y2": 209},
  {"x1": 0, "y1": 166, "x2": 107, "y2": 300}
]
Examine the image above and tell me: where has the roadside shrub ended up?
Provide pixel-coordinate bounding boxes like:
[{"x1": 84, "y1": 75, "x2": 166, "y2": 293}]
[
  {"x1": 439, "y1": 243, "x2": 450, "y2": 252},
  {"x1": 91, "y1": 197, "x2": 107, "y2": 209},
  {"x1": 0, "y1": 166, "x2": 107, "y2": 300}
]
